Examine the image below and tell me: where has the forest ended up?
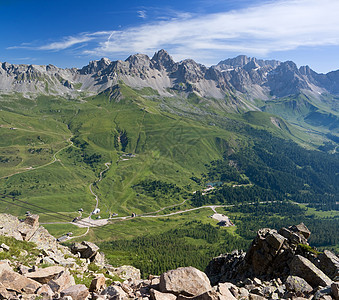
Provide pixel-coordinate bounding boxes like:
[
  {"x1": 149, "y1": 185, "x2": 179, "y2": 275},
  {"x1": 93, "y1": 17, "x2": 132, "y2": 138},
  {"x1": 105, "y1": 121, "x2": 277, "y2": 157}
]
[{"x1": 195, "y1": 127, "x2": 339, "y2": 210}]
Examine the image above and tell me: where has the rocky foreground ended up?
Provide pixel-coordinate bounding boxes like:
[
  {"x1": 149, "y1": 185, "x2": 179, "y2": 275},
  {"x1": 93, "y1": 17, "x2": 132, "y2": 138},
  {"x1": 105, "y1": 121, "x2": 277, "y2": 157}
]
[{"x1": 0, "y1": 213, "x2": 338, "y2": 299}]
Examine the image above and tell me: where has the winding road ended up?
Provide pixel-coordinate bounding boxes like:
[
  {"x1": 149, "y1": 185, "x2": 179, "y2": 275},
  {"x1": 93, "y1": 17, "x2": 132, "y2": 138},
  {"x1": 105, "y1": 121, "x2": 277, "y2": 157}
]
[{"x1": 89, "y1": 162, "x2": 111, "y2": 211}]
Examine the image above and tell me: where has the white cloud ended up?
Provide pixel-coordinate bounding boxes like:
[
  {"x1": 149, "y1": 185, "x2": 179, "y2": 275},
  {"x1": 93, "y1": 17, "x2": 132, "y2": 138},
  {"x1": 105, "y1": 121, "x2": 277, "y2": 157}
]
[
  {"x1": 10, "y1": 0, "x2": 339, "y2": 64},
  {"x1": 86, "y1": 0, "x2": 339, "y2": 61},
  {"x1": 38, "y1": 36, "x2": 94, "y2": 51}
]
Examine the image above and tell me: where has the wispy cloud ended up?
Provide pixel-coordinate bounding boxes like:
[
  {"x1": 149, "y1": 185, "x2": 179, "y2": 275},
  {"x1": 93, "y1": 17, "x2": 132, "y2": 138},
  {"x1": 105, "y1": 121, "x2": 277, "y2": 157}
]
[
  {"x1": 39, "y1": 36, "x2": 93, "y2": 51},
  {"x1": 86, "y1": 0, "x2": 339, "y2": 62},
  {"x1": 7, "y1": 32, "x2": 111, "y2": 52},
  {"x1": 8, "y1": 0, "x2": 339, "y2": 64},
  {"x1": 137, "y1": 10, "x2": 147, "y2": 19}
]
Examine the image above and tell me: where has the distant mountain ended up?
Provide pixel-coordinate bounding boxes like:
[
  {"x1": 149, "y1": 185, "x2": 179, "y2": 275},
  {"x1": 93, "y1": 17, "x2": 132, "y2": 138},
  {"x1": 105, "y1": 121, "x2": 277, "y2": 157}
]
[
  {"x1": 1, "y1": 50, "x2": 338, "y2": 99},
  {"x1": 0, "y1": 50, "x2": 338, "y2": 134}
]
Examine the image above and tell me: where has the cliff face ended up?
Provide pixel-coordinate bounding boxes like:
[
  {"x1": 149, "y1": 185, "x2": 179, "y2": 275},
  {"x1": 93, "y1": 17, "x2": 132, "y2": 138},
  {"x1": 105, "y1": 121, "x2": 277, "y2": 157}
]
[
  {"x1": 1, "y1": 51, "x2": 339, "y2": 103},
  {"x1": 0, "y1": 213, "x2": 338, "y2": 299}
]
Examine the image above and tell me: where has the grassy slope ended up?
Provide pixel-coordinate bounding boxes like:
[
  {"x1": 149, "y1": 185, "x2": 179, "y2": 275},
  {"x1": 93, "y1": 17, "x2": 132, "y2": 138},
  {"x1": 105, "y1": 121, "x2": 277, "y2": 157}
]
[
  {"x1": 1, "y1": 87, "x2": 338, "y2": 276},
  {"x1": 1, "y1": 86, "x2": 336, "y2": 217}
]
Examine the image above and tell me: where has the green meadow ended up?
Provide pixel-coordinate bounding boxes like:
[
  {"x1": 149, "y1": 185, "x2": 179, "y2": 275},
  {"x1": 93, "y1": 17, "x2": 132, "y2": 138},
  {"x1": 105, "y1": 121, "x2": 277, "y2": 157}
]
[{"x1": 0, "y1": 86, "x2": 338, "y2": 275}]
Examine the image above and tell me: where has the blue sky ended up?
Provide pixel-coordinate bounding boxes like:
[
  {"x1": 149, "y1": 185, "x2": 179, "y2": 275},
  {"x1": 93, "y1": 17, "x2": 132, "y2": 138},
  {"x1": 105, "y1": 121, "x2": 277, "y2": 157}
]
[{"x1": 2, "y1": 0, "x2": 339, "y2": 73}]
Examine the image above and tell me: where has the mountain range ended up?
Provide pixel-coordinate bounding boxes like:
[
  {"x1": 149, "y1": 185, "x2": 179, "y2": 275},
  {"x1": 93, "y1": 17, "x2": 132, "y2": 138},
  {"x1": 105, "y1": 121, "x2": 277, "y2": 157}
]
[{"x1": 1, "y1": 50, "x2": 338, "y2": 136}]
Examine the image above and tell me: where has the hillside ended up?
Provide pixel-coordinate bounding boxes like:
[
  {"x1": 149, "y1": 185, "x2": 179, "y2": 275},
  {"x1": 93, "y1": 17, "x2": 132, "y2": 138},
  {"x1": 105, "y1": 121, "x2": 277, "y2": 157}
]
[{"x1": 0, "y1": 51, "x2": 338, "y2": 276}]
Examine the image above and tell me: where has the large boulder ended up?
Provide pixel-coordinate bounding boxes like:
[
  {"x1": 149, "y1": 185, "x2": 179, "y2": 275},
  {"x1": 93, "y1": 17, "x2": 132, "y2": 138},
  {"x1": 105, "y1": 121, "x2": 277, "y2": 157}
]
[
  {"x1": 28, "y1": 226, "x2": 58, "y2": 252},
  {"x1": 290, "y1": 255, "x2": 332, "y2": 288},
  {"x1": 106, "y1": 265, "x2": 141, "y2": 281},
  {"x1": 245, "y1": 228, "x2": 287, "y2": 276},
  {"x1": 332, "y1": 281, "x2": 339, "y2": 300},
  {"x1": 0, "y1": 214, "x2": 24, "y2": 240},
  {"x1": 318, "y1": 250, "x2": 339, "y2": 280},
  {"x1": 159, "y1": 266, "x2": 212, "y2": 297},
  {"x1": 0, "y1": 260, "x2": 12, "y2": 274},
  {"x1": 71, "y1": 241, "x2": 99, "y2": 260},
  {"x1": 25, "y1": 266, "x2": 65, "y2": 284},
  {"x1": 216, "y1": 283, "x2": 237, "y2": 300},
  {"x1": 47, "y1": 269, "x2": 75, "y2": 292},
  {"x1": 60, "y1": 284, "x2": 89, "y2": 300},
  {"x1": 150, "y1": 288, "x2": 177, "y2": 300},
  {"x1": 101, "y1": 285, "x2": 129, "y2": 299},
  {"x1": 285, "y1": 275, "x2": 313, "y2": 296},
  {"x1": 0, "y1": 269, "x2": 41, "y2": 294},
  {"x1": 36, "y1": 284, "x2": 54, "y2": 299},
  {"x1": 23, "y1": 214, "x2": 40, "y2": 227},
  {"x1": 89, "y1": 274, "x2": 106, "y2": 292},
  {"x1": 290, "y1": 223, "x2": 311, "y2": 239}
]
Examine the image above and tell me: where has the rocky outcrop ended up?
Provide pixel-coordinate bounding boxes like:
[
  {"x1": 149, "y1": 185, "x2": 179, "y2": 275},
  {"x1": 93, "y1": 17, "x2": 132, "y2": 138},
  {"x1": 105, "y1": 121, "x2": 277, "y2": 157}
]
[
  {"x1": 290, "y1": 255, "x2": 332, "y2": 287},
  {"x1": 0, "y1": 213, "x2": 143, "y2": 299},
  {"x1": 285, "y1": 275, "x2": 313, "y2": 297},
  {"x1": 1, "y1": 213, "x2": 339, "y2": 300},
  {"x1": 71, "y1": 241, "x2": 100, "y2": 260},
  {"x1": 206, "y1": 223, "x2": 339, "y2": 299},
  {"x1": 159, "y1": 267, "x2": 212, "y2": 296},
  {"x1": 318, "y1": 250, "x2": 339, "y2": 280}
]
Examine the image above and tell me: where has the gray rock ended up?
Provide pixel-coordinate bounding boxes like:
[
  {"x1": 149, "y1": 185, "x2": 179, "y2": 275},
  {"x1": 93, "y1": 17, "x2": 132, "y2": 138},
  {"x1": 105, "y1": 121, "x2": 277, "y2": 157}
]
[
  {"x1": 217, "y1": 282, "x2": 238, "y2": 299},
  {"x1": 36, "y1": 283, "x2": 54, "y2": 299},
  {"x1": 313, "y1": 286, "x2": 332, "y2": 300},
  {"x1": 73, "y1": 241, "x2": 99, "y2": 260},
  {"x1": 25, "y1": 265, "x2": 65, "y2": 284},
  {"x1": 249, "y1": 293, "x2": 266, "y2": 300},
  {"x1": 290, "y1": 255, "x2": 332, "y2": 288},
  {"x1": 331, "y1": 282, "x2": 339, "y2": 300},
  {"x1": 291, "y1": 223, "x2": 311, "y2": 239},
  {"x1": 285, "y1": 275, "x2": 313, "y2": 296},
  {"x1": 318, "y1": 250, "x2": 339, "y2": 279},
  {"x1": 150, "y1": 288, "x2": 177, "y2": 300},
  {"x1": 89, "y1": 274, "x2": 106, "y2": 292},
  {"x1": 47, "y1": 269, "x2": 75, "y2": 293},
  {"x1": 0, "y1": 269, "x2": 42, "y2": 294},
  {"x1": 106, "y1": 265, "x2": 141, "y2": 281},
  {"x1": 24, "y1": 214, "x2": 40, "y2": 227},
  {"x1": 60, "y1": 284, "x2": 89, "y2": 300},
  {"x1": 245, "y1": 228, "x2": 287, "y2": 276},
  {"x1": 217, "y1": 283, "x2": 237, "y2": 299},
  {"x1": 159, "y1": 266, "x2": 212, "y2": 297},
  {"x1": 101, "y1": 285, "x2": 128, "y2": 299}
]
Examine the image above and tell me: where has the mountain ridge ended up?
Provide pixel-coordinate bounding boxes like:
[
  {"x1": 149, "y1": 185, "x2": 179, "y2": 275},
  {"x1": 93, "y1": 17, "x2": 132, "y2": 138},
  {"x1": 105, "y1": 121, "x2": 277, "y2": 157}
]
[
  {"x1": 1, "y1": 50, "x2": 339, "y2": 99},
  {"x1": 1, "y1": 50, "x2": 338, "y2": 137}
]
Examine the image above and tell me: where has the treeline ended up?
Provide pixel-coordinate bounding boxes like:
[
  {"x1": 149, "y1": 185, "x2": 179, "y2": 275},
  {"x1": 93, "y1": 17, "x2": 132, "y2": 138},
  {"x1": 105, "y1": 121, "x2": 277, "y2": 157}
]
[
  {"x1": 199, "y1": 128, "x2": 339, "y2": 210},
  {"x1": 191, "y1": 185, "x2": 283, "y2": 207},
  {"x1": 226, "y1": 202, "x2": 339, "y2": 249},
  {"x1": 100, "y1": 221, "x2": 249, "y2": 277}
]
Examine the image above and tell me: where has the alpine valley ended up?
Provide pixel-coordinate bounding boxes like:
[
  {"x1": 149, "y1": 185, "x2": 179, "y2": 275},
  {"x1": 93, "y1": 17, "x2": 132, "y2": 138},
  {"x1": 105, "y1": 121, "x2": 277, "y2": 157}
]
[{"x1": 0, "y1": 50, "x2": 338, "y2": 276}]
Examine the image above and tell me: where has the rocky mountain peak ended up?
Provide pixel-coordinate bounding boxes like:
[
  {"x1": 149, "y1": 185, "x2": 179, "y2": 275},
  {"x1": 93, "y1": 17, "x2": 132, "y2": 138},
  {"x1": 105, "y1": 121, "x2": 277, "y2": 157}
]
[
  {"x1": 218, "y1": 55, "x2": 252, "y2": 69},
  {"x1": 243, "y1": 60, "x2": 261, "y2": 72},
  {"x1": 79, "y1": 57, "x2": 111, "y2": 75},
  {"x1": 174, "y1": 59, "x2": 206, "y2": 83},
  {"x1": 125, "y1": 53, "x2": 151, "y2": 66},
  {"x1": 151, "y1": 49, "x2": 175, "y2": 71}
]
